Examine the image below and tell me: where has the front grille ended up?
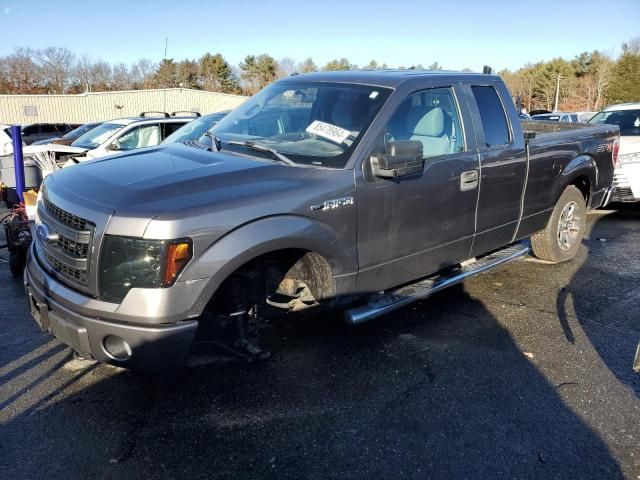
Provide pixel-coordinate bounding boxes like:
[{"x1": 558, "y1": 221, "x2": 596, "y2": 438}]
[
  {"x1": 38, "y1": 195, "x2": 95, "y2": 291},
  {"x1": 44, "y1": 196, "x2": 88, "y2": 230},
  {"x1": 43, "y1": 250, "x2": 85, "y2": 283},
  {"x1": 59, "y1": 235, "x2": 89, "y2": 258}
]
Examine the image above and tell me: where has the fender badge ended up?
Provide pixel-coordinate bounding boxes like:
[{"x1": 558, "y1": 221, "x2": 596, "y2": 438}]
[{"x1": 310, "y1": 196, "x2": 354, "y2": 212}]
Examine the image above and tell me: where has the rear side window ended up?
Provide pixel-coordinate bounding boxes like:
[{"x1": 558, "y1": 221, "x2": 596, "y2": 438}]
[{"x1": 471, "y1": 86, "x2": 510, "y2": 147}]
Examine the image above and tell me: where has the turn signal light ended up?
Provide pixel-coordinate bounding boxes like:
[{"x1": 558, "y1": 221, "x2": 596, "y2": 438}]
[{"x1": 162, "y1": 240, "x2": 193, "y2": 286}]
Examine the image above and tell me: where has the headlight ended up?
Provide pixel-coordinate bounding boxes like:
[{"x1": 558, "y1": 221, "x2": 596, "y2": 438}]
[
  {"x1": 99, "y1": 235, "x2": 192, "y2": 302},
  {"x1": 618, "y1": 152, "x2": 640, "y2": 165}
]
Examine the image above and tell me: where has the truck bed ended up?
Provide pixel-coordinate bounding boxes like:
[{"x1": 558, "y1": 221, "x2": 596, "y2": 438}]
[{"x1": 522, "y1": 120, "x2": 619, "y2": 146}]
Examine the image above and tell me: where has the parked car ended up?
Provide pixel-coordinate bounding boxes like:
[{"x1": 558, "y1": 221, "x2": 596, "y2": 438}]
[
  {"x1": 31, "y1": 122, "x2": 103, "y2": 146},
  {"x1": 20, "y1": 123, "x2": 77, "y2": 145},
  {"x1": 49, "y1": 113, "x2": 194, "y2": 163},
  {"x1": 162, "y1": 111, "x2": 230, "y2": 145},
  {"x1": 589, "y1": 103, "x2": 640, "y2": 202},
  {"x1": 531, "y1": 112, "x2": 579, "y2": 122},
  {"x1": 0, "y1": 124, "x2": 15, "y2": 156},
  {"x1": 25, "y1": 70, "x2": 617, "y2": 369}
]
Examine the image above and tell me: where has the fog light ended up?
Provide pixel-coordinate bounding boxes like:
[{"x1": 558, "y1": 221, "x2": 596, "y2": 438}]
[{"x1": 103, "y1": 335, "x2": 132, "y2": 361}]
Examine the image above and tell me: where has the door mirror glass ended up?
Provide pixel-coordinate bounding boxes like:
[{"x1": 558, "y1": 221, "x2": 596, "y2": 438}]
[{"x1": 370, "y1": 140, "x2": 424, "y2": 179}]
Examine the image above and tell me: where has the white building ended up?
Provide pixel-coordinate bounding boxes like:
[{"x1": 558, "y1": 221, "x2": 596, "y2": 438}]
[{"x1": 0, "y1": 88, "x2": 247, "y2": 125}]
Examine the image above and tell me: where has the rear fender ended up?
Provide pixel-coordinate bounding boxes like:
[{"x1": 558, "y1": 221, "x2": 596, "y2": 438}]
[{"x1": 554, "y1": 154, "x2": 597, "y2": 203}]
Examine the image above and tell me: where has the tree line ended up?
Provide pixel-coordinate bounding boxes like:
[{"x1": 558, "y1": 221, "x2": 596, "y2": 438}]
[
  {"x1": 0, "y1": 39, "x2": 638, "y2": 111},
  {"x1": 501, "y1": 37, "x2": 640, "y2": 112}
]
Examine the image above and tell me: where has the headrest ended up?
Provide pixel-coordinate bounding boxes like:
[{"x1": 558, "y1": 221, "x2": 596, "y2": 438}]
[
  {"x1": 331, "y1": 101, "x2": 355, "y2": 129},
  {"x1": 408, "y1": 107, "x2": 445, "y2": 137}
]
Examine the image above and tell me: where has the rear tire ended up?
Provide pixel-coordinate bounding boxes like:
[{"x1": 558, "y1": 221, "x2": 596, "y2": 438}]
[{"x1": 531, "y1": 185, "x2": 586, "y2": 263}]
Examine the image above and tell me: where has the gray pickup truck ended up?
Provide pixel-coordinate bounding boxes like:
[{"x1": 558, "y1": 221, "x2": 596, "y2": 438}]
[{"x1": 24, "y1": 70, "x2": 619, "y2": 369}]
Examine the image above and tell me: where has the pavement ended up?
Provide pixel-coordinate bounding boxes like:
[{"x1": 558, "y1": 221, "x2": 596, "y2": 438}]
[{"x1": 0, "y1": 206, "x2": 639, "y2": 479}]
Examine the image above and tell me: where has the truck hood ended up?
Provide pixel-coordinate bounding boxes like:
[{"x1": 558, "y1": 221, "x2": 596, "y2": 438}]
[{"x1": 44, "y1": 143, "x2": 331, "y2": 237}]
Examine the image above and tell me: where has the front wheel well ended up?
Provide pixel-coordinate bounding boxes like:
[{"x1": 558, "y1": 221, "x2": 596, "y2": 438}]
[{"x1": 210, "y1": 249, "x2": 335, "y2": 312}]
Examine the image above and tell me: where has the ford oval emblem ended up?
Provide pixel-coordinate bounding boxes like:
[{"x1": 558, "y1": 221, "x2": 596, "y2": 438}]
[{"x1": 35, "y1": 223, "x2": 58, "y2": 245}]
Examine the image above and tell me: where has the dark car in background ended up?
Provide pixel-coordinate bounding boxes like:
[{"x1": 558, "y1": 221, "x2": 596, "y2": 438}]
[
  {"x1": 31, "y1": 122, "x2": 103, "y2": 146},
  {"x1": 161, "y1": 110, "x2": 230, "y2": 144},
  {"x1": 531, "y1": 112, "x2": 579, "y2": 122},
  {"x1": 21, "y1": 123, "x2": 78, "y2": 145}
]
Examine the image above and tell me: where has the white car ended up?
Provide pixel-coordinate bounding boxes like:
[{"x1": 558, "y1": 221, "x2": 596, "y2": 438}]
[
  {"x1": 51, "y1": 113, "x2": 194, "y2": 164},
  {"x1": 589, "y1": 103, "x2": 640, "y2": 202},
  {"x1": 1, "y1": 124, "x2": 19, "y2": 156}
]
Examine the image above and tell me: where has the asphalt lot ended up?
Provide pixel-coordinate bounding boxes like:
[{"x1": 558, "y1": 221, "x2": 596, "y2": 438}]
[{"x1": 1, "y1": 206, "x2": 639, "y2": 479}]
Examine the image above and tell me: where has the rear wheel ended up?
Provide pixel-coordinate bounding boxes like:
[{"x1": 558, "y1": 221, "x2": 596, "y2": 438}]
[{"x1": 531, "y1": 185, "x2": 586, "y2": 263}]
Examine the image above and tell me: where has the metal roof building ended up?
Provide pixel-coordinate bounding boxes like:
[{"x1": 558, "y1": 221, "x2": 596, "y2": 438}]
[{"x1": 0, "y1": 88, "x2": 247, "y2": 125}]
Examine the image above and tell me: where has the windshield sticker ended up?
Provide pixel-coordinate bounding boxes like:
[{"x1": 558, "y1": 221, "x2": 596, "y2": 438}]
[
  {"x1": 306, "y1": 120, "x2": 351, "y2": 144},
  {"x1": 369, "y1": 91, "x2": 379, "y2": 99}
]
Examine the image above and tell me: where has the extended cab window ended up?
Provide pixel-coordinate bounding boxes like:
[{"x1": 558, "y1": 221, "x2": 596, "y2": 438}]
[
  {"x1": 385, "y1": 87, "x2": 465, "y2": 158},
  {"x1": 471, "y1": 86, "x2": 510, "y2": 147}
]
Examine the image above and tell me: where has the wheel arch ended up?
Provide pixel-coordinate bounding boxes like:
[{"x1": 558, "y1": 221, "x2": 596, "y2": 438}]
[
  {"x1": 186, "y1": 215, "x2": 357, "y2": 315},
  {"x1": 556, "y1": 154, "x2": 597, "y2": 206}
]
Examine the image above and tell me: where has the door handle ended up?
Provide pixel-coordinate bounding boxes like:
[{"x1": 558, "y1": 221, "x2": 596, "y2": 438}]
[{"x1": 460, "y1": 170, "x2": 479, "y2": 191}]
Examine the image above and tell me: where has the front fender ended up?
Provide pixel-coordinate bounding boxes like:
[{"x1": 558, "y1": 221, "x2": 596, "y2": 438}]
[{"x1": 184, "y1": 215, "x2": 357, "y2": 314}]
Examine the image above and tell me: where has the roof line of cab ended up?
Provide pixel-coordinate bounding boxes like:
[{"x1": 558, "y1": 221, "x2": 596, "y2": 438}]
[{"x1": 279, "y1": 69, "x2": 499, "y2": 89}]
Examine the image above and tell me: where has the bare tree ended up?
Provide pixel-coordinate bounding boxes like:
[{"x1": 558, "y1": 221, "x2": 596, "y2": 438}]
[
  {"x1": 277, "y1": 57, "x2": 296, "y2": 78},
  {"x1": 111, "y1": 63, "x2": 131, "y2": 90},
  {"x1": 3, "y1": 47, "x2": 42, "y2": 93},
  {"x1": 131, "y1": 58, "x2": 156, "y2": 89},
  {"x1": 297, "y1": 57, "x2": 317, "y2": 73},
  {"x1": 37, "y1": 47, "x2": 75, "y2": 93}
]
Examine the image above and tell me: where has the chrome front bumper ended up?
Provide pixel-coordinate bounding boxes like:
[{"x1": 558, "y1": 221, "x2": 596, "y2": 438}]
[{"x1": 24, "y1": 246, "x2": 198, "y2": 370}]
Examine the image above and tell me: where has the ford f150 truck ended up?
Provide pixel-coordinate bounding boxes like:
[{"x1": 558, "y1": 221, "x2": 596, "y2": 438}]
[{"x1": 24, "y1": 70, "x2": 619, "y2": 369}]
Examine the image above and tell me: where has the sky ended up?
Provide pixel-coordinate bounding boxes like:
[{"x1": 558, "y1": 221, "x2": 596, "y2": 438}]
[{"x1": 0, "y1": 0, "x2": 638, "y2": 72}]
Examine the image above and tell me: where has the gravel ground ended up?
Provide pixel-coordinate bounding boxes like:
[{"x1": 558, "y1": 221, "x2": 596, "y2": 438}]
[{"x1": 0, "y1": 206, "x2": 639, "y2": 479}]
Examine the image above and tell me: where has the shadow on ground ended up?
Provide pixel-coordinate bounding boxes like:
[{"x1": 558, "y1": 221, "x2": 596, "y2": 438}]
[{"x1": 1, "y1": 285, "x2": 628, "y2": 479}]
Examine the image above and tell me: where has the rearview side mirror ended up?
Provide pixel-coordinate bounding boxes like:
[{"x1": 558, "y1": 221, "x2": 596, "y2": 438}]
[
  {"x1": 370, "y1": 140, "x2": 424, "y2": 179},
  {"x1": 107, "y1": 141, "x2": 122, "y2": 151}
]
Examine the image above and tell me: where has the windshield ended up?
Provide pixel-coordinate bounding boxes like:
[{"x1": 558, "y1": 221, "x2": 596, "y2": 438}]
[
  {"x1": 63, "y1": 123, "x2": 99, "y2": 139},
  {"x1": 72, "y1": 122, "x2": 125, "y2": 149},
  {"x1": 212, "y1": 81, "x2": 392, "y2": 168},
  {"x1": 162, "y1": 113, "x2": 226, "y2": 144},
  {"x1": 589, "y1": 109, "x2": 640, "y2": 136}
]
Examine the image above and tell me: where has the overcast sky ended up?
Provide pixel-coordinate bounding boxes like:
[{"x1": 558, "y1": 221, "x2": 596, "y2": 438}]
[{"x1": 1, "y1": 0, "x2": 638, "y2": 71}]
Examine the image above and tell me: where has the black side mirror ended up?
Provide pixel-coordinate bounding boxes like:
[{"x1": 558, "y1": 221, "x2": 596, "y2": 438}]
[{"x1": 370, "y1": 140, "x2": 424, "y2": 179}]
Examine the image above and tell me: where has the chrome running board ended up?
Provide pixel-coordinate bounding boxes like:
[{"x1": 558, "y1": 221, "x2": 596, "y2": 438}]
[{"x1": 344, "y1": 243, "x2": 530, "y2": 325}]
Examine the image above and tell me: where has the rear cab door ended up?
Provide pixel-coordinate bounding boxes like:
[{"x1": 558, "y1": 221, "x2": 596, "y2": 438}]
[{"x1": 460, "y1": 80, "x2": 527, "y2": 256}]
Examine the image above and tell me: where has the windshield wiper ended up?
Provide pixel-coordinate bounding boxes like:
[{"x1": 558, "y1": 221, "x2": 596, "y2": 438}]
[{"x1": 226, "y1": 140, "x2": 296, "y2": 166}]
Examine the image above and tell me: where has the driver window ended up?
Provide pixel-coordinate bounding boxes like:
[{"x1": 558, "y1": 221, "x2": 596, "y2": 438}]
[
  {"x1": 117, "y1": 124, "x2": 161, "y2": 150},
  {"x1": 386, "y1": 87, "x2": 465, "y2": 159}
]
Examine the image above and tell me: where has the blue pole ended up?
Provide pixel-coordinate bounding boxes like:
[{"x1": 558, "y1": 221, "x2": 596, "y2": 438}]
[{"x1": 10, "y1": 125, "x2": 25, "y2": 203}]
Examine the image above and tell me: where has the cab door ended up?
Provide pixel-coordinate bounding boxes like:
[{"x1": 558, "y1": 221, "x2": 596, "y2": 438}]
[
  {"x1": 355, "y1": 85, "x2": 480, "y2": 293},
  {"x1": 463, "y1": 83, "x2": 527, "y2": 256}
]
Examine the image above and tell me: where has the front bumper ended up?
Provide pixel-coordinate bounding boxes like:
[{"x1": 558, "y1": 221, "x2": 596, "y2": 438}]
[{"x1": 24, "y1": 246, "x2": 198, "y2": 370}]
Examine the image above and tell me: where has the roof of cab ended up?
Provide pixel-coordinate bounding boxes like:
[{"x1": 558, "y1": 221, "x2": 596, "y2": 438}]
[{"x1": 279, "y1": 69, "x2": 493, "y2": 88}]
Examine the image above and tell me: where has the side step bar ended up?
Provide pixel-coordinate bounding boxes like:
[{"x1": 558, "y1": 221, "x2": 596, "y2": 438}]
[{"x1": 344, "y1": 243, "x2": 530, "y2": 325}]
